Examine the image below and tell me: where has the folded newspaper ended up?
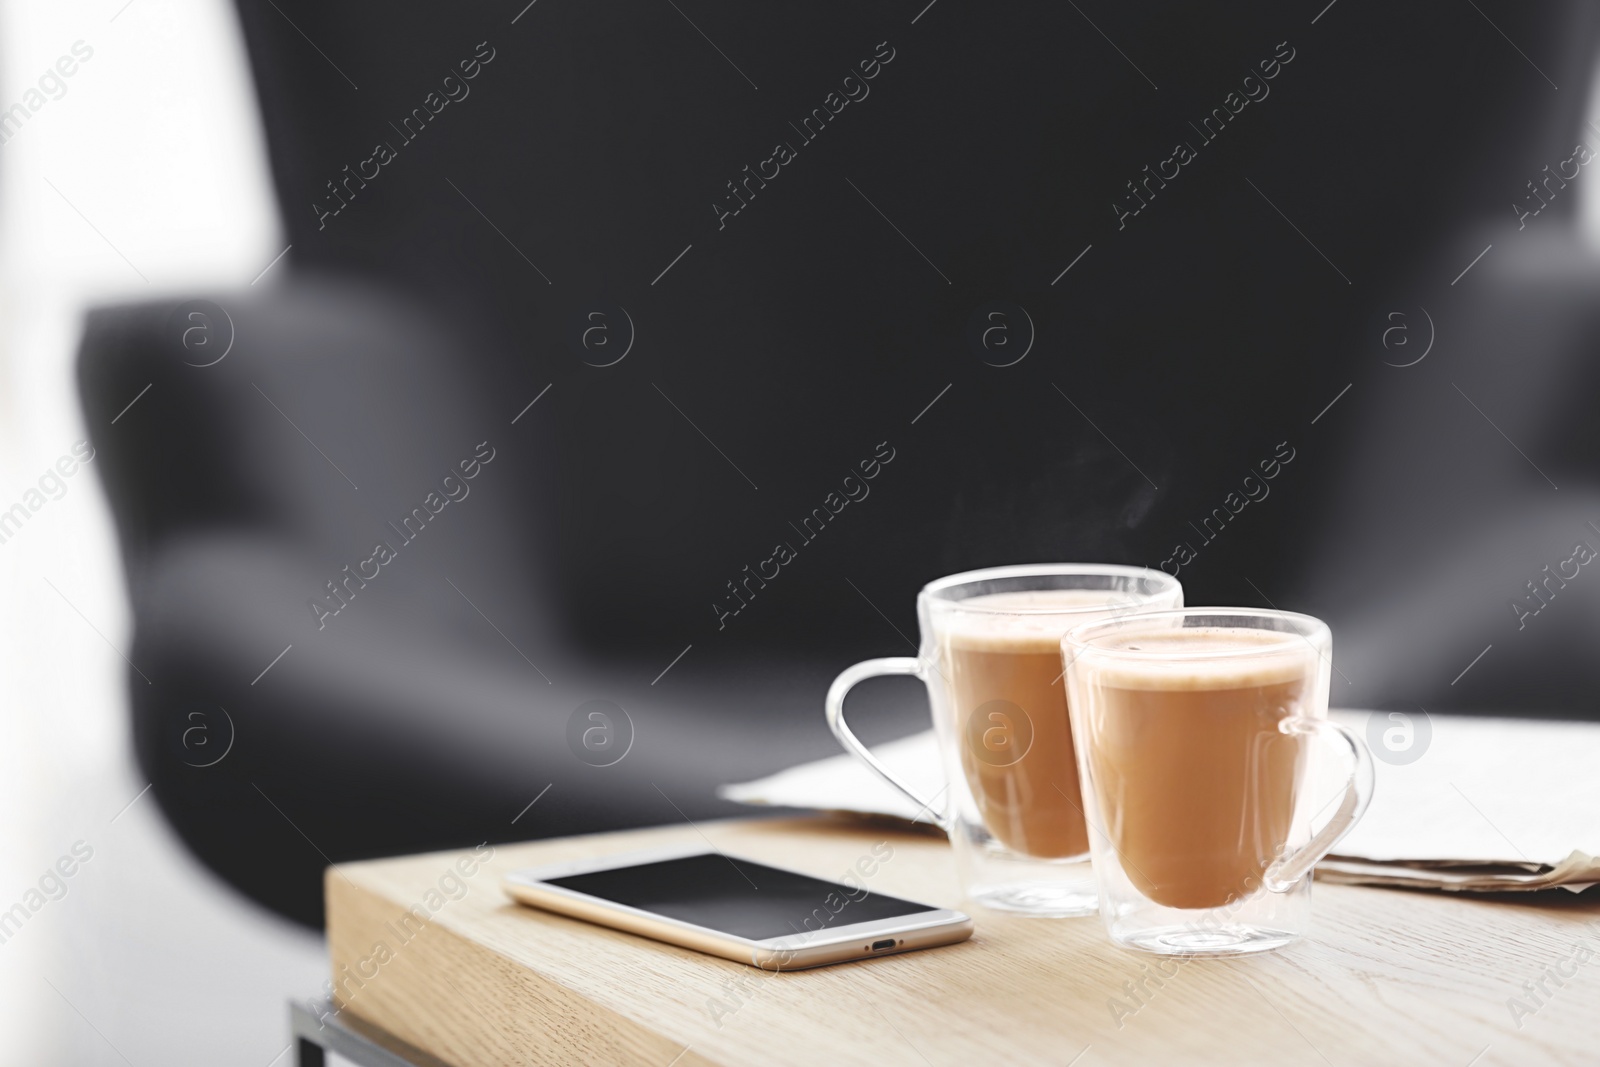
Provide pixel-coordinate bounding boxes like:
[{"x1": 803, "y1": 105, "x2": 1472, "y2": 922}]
[{"x1": 719, "y1": 711, "x2": 1600, "y2": 893}]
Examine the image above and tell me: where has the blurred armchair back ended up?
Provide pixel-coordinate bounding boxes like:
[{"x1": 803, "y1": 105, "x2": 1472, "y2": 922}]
[{"x1": 221, "y1": 0, "x2": 1600, "y2": 676}]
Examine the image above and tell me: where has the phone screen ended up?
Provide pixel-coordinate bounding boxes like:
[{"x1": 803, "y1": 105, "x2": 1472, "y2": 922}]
[{"x1": 544, "y1": 852, "x2": 934, "y2": 941}]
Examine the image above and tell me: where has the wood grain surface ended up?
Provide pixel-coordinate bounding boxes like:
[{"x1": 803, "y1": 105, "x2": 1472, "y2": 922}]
[{"x1": 326, "y1": 817, "x2": 1600, "y2": 1066}]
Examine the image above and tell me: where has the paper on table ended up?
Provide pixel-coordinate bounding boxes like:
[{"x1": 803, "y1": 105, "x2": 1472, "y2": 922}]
[
  {"x1": 720, "y1": 729, "x2": 943, "y2": 825},
  {"x1": 718, "y1": 711, "x2": 1600, "y2": 893}
]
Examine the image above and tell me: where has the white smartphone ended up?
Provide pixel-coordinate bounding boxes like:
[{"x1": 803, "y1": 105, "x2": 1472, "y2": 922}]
[{"x1": 502, "y1": 842, "x2": 973, "y2": 970}]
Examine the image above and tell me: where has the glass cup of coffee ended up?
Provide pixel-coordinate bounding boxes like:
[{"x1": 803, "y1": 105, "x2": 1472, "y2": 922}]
[
  {"x1": 1061, "y1": 608, "x2": 1375, "y2": 955},
  {"x1": 825, "y1": 564, "x2": 1182, "y2": 917}
]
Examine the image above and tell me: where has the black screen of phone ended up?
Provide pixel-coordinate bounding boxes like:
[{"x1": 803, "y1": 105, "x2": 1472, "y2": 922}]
[{"x1": 545, "y1": 852, "x2": 934, "y2": 941}]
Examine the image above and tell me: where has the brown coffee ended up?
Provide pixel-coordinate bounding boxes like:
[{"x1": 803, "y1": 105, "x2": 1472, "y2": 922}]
[
  {"x1": 1074, "y1": 628, "x2": 1311, "y2": 910},
  {"x1": 935, "y1": 590, "x2": 1136, "y2": 860}
]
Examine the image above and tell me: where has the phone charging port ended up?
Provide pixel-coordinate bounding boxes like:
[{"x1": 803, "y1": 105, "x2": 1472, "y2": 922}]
[{"x1": 871, "y1": 939, "x2": 897, "y2": 951}]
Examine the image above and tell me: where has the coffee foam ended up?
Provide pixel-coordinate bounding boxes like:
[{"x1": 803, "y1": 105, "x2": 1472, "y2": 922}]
[
  {"x1": 932, "y1": 589, "x2": 1150, "y2": 653},
  {"x1": 1070, "y1": 626, "x2": 1316, "y2": 690}
]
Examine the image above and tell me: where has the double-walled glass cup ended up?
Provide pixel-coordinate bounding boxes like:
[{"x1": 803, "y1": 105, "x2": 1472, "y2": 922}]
[
  {"x1": 1062, "y1": 608, "x2": 1374, "y2": 954},
  {"x1": 826, "y1": 564, "x2": 1182, "y2": 917}
]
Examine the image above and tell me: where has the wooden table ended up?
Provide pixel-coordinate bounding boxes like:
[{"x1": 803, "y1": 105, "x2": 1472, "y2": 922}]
[{"x1": 326, "y1": 817, "x2": 1600, "y2": 1066}]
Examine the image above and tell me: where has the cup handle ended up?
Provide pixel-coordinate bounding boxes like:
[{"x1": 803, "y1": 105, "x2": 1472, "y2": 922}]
[
  {"x1": 825, "y1": 657, "x2": 948, "y2": 831},
  {"x1": 1263, "y1": 716, "x2": 1376, "y2": 893}
]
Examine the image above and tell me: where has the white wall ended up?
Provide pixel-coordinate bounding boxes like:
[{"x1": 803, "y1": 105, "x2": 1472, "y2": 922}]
[{"x1": 0, "y1": 2, "x2": 323, "y2": 1062}]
